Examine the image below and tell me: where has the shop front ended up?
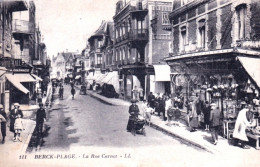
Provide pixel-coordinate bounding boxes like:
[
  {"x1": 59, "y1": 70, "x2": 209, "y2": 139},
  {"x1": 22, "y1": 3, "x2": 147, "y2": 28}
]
[{"x1": 166, "y1": 51, "x2": 260, "y2": 143}]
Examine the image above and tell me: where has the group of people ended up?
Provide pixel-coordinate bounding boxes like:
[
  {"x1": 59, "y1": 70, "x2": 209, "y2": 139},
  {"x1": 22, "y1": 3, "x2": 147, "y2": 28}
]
[
  {"x1": 58, "y1": 82, "x2": 76, "y2": 100},
  {"x1": 0, "y1": 103, "x2": 46, "y2": 144}
]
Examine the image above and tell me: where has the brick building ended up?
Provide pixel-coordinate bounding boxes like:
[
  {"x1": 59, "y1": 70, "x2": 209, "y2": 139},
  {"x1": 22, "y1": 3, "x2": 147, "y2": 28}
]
[
  {"x1": 113, "y1": 0, "x2": 172, "y2": 100},
  {"x1": 165, "y1": 0, "x2": 260, "y2": 115}
]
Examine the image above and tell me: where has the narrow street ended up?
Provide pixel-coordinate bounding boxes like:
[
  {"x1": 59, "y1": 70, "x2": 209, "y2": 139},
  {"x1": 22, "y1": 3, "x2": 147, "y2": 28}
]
[{"x1": 41, "y1": 85, "x2": 203, "y2": 149}]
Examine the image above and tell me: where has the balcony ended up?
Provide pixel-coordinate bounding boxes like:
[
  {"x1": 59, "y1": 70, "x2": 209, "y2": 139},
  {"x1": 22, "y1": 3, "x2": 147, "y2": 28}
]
[
  {"x1": 129, "y1": 29, "x2": 148, "y2": 42},
  {"x1": 7, "y1": 1, "x2": 28, "y2": 12},
  {"x1": 130, "y1": 2, "x2": 148, "y2": 18},
  {"x1": 12, "y1": 20, "x2": 34, "y2": 39}
]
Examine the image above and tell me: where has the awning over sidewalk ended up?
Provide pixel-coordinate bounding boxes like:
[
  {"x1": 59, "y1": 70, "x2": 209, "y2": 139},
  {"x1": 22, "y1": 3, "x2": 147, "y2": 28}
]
[
  {"x1": 8, "y1": 73, "x2": 37, "y2": 82},
  {"x1": 102, "y1": 71, "x2": 118, "y2": 84},
  {"x1": 5, "y1": 74, "x2": 30, "y2": 94},
  {"x1": 31, "y1": 74, "x2": 43, "y2": 81},
  {"x1": 96, "y1": 73, "x2": 107, "y2": 83},
  {"x1": 153, "y1": 65, "x2": 171, "y2": 82},
  {"x1": 238, "y1": 56, "x2": 260, "y2": 88}
]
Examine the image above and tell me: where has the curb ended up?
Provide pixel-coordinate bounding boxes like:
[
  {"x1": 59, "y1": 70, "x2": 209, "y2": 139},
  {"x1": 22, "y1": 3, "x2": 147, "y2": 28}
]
[
  {"x1": 23, "y1": 84, "x2": 52, "y2": 153},
  {"x1": 149, "y1": 121, "x2": 214, "y2": 154},
  {"x1": 89, "y1": 92, "x2": 117, "y2": 106}
]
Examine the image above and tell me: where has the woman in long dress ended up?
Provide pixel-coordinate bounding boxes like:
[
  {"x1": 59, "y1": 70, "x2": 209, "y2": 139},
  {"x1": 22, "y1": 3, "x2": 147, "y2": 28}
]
[{"x1": 189, "y1": 101, "x2": 199, "y2": 132}]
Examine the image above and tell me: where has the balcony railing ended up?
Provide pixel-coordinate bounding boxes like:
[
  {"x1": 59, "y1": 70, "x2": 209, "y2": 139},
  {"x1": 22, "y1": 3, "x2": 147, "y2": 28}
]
[
  {"x1": 12, "y1": 20, "x2": 34, "y2": 35},
  {"x1": 129, "y1": 29, "x2": 148, "y2": 41}
]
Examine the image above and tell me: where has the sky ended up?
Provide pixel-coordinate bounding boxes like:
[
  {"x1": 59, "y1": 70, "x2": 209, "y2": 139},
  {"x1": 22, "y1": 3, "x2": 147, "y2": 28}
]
[{"x1": 34, "y1": 0, "x2": 118, "y2": 59}]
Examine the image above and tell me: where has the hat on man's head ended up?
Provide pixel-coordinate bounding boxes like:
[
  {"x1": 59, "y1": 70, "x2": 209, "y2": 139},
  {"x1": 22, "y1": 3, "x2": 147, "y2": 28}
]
[
  {"x1": 14, "y1": 103, "x2": 20, "y2": 106},
  {"x1": 131, "y1": 99, "x2": 138, "y2": 103},
  {"x1": 0, "y1": 104, "x2": 3, "y2": 109},
  {"x1": 39, "y1": 103, "x2": 44, "y2": 106}
]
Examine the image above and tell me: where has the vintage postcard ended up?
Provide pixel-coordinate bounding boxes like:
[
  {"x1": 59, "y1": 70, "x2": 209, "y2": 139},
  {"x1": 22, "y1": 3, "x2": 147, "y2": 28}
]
[{"x1": 0, "y1": 0, "x2": 260, "y2": 166}]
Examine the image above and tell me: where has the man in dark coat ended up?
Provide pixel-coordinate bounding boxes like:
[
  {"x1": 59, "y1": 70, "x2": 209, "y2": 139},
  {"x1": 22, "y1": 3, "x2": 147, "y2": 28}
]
[
  {"x1": 0, "y1": 104, "x2": 7, "y2": 144},
  {"x1": 9, "y1": 103, "x2": 23, "y2": 140},
  {"x1": 126, "y1": 100, "x2": 140, "y2": 132},
  {"x1": 59, "y1": 85, "x2": 64, "y2": 99},
  {"x1": 71, "y1": 87, "x2": 76, "y2": 100},
  {"x1": 36, "y1": 103, "x2": 46, "y2": 138},
  {"x1": 159, "y1": 96, "x2": 166, "y2": 121},
  {"x1": 147, "y1": 92, "x2": 155, "y2": 109},
  {"x1": 210, "y1": 103, "x2": 222, "y2": 145}
]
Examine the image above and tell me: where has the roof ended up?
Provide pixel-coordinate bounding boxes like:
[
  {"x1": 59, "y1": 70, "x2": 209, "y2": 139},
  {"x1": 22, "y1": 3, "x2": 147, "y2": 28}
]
[{"x1": 88, "y1": 21, "x2": 112, "y2": 42}]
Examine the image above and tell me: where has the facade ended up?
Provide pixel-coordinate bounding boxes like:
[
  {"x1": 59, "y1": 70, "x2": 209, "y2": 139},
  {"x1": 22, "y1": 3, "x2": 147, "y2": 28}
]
[
  {"x1": 166, "y1": 0, "x2": 260, "y2": 116},
  {"x1": 113, "y1": 0, "x2": 172, "y2": 100},
  {"x1": 0, "y1": 1, "x2": 48, "y2": 111}
]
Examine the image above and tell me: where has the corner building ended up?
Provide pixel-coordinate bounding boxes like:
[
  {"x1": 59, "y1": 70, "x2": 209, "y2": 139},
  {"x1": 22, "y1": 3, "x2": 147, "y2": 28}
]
[
  {"x1": 113, "y1": 0, "x2": 173, "y2": 100},
  {"x1": 166, "y1": 0, "x2": 260, "y2": 117}
]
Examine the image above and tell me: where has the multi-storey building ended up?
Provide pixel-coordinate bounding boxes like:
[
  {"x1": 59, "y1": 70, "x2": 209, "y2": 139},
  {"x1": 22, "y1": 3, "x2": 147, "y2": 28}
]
[
  {"x1": 165, "y1": 0, "x2": 260, "y2": 115},
  {"x1": 113, "y1": 0, "x2": 172, "y2": 100}
]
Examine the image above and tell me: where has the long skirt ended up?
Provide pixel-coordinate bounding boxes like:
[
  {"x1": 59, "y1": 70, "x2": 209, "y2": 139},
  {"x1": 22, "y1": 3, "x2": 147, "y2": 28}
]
[
  {"x1": 126, "y1": 117, "x2": 135, "y2": 131},
  {"x1": 190, "y1": 117, "x2": 199, "y2": 128}
]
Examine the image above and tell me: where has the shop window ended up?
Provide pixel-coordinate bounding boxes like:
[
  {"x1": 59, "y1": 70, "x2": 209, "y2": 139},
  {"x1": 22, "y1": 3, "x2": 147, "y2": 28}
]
[
  {"x1": 180, "y1": 26, "x2": 187, "y2": 51},
  {"x1": 97, "y1": 40, "x2": 102, "y2": 48},
  {"x1": 198, "y1": 19, "x2": 206, "y2": 48},
  {"x1": 236, "y1": 4, "x2": 246, "y2": 40},
  {"x1": 162, "y1": 12, "x2": 170, "y2": 25}
]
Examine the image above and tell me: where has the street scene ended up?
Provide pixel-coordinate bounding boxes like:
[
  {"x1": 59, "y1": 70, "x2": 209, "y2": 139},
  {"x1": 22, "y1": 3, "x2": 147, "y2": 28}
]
[{"x1": 0, "y1": 0, "x2": 260, "y2": 167}]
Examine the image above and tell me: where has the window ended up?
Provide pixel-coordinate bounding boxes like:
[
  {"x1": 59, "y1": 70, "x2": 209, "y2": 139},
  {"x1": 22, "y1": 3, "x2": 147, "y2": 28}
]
[
  {"x1": 180, "y1": 26, "x2": 187, "y2": 50},
  {"x1": 236, "y1": 4, "x2": 246, "y2": 39},
  {"x1": 198, "y1": 19, "x2": 206, "y2": 48},
  {"x1": 162, "y1": 13, "x2": 170, "y2": 25},
  {"x1": 97, "y1": 55, "x2": 102, "y2": 64},
  {"x1": 98, "y1": 40, "x2": 102, "y2": 48},
  {"x1": 181, "y1": 0, "x2": 187, "y2": 6}
]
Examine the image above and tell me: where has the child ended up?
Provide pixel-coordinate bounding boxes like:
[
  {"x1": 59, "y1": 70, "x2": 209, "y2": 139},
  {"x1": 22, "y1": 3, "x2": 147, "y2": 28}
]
[
  {"x1": 14, "y1": 114, "x2": 24, "y2": 142},
  {"x1": 144, "y1": 104, "x2": 154, "y2": 126}
]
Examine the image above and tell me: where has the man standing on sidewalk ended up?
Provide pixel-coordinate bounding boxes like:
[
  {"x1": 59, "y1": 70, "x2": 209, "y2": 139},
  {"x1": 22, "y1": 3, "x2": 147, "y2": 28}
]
[
  {"x1": 0, "y1": 104, "x2": 7, "y2": 144},
  {"x1": 209, "y1": 103, "x2": 222, "y2": 145},
  {"x1": 36, "y1": 103, "x2": 46, "y2": 139}
]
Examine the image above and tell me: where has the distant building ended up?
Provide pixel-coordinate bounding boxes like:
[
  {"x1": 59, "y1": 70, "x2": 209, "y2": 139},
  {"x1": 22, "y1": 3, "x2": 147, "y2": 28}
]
[{"x1": 113, "y1": 0, "x2": 173, "y2": 100}]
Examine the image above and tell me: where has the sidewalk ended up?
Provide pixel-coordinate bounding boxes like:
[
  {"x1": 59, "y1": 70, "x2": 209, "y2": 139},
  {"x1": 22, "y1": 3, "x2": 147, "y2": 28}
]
[
  {"x1": 86, "y1": 89, "x2": 130, "y2": 106},
  {"x1": 0, "y1": 84, "x2": 52, "y2": 154},
  {"x1": 85, "y1": 92, "x2": 260, "y2": 154}
]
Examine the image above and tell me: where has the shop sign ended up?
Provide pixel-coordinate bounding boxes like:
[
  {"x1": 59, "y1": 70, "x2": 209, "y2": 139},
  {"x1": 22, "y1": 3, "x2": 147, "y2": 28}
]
[
  {"x1": 13, "y1": 68, "x2": 30, "y2": 73},
  {"x1": 237, "y1": 40, "x2": 260, "y2": 49}
]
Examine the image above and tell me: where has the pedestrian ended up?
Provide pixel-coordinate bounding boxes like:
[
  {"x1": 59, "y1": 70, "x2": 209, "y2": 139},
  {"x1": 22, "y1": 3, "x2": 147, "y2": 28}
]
[
  {"x1": 144, "y1": 104, "x2": 154, "y2": 126},
  {"x1": 59, "y1": 85, "x2": 64, "y2": 99},
  {"x1": 159, "y1": 95, "x2": 166, "y2": 121},
  {"x1": 0, "y1": 104, "x2": 7, "y2": 144},
  {"x1": 209, "y1": 103, "x2": 222, "y2": 145},
  {"x1": 71, "y1": 87, "x2": 76, "y2": 100},
  {"x1": 126, "y1": 99, "x2": 140, "y2": 132},
  {"x1": 165, "y1": 96, "x2": 172, "y2": 121},
  {"x1": 155, "y1": 95, "x2": 161, "y2": 116},
  {"x1": 14, "y1": 114, "x2": 24, "y2": 142},
  {"x1": 10, "y1": 103, "x2": 23, "y2": 141},
  {"x1": 36, "y1": 103, "x2": 46, "y2": 138},
  {"x1": 233, "y1": 104, "x2": 255, "y2": 149},
  {"x1": 189, "y1": 100, "x2": 199, "y2": 132},
  {"x1": 138, "y1": 87, "x2": 144, "y2": 101},
  {"x1": 147, "y1": 92, "x2": 155, "y2": 109},
  {"x1": 203, "y1": 101, "x2": 211, "y2": 131},
  {"x1": 132, "y1": 86, "x2": 139, "y2": 101}
]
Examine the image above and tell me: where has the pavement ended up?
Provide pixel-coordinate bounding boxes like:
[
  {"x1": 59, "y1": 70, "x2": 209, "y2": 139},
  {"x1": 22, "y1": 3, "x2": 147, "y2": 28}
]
[
  {"x1": 0, "y1": 84, "x2": 52, "y2": 154},
  {"x1": 86, "y1": 90, "x2": 260, "y2": 155}
]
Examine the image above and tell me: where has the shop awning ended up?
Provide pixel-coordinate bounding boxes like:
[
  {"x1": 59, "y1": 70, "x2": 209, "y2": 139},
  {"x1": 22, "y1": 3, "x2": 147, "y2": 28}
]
[
  {"x1": 7, "y1": 73, "x2": 36, "y2": 82},
  {"x1": 96, "y1": 73, "x2": 107, "y2": 83},
  {"x1": 102, "y1": 72, "x2": 117, "y2": 84},
  {"x1": 5, "y1": 74, "x2": 30, "y2": 94},
  {"x1": 238, "y1": 56, "x2": 260, "y2": 88},
  {"x1": 31, "y1": 74, "x2": 43, "y2": 81},
  {"x1": 153, "y1": 65, "x2": 171, "y2": 82}
]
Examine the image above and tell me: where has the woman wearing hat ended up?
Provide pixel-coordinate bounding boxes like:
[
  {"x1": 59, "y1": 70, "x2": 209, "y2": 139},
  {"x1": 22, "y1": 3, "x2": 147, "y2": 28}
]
[
  {"x1": 0, "y1": 104, "x2": 7, "y2": 144},
  {"x1": 126, "y1": 100, "x2": 140, "y2": 132},
  {"x1": 10, "y1": 103, "x2": 23, "y2": 141},
  {"x1": 209, "y1": 103, "x2": 222, "y2": 145}
]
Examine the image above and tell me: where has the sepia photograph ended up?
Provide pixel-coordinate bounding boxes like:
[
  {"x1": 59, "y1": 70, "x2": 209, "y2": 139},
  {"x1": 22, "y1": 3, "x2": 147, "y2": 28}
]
[{"x1": 0, "y1": 0, "x2": 260, "y2": 166}]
